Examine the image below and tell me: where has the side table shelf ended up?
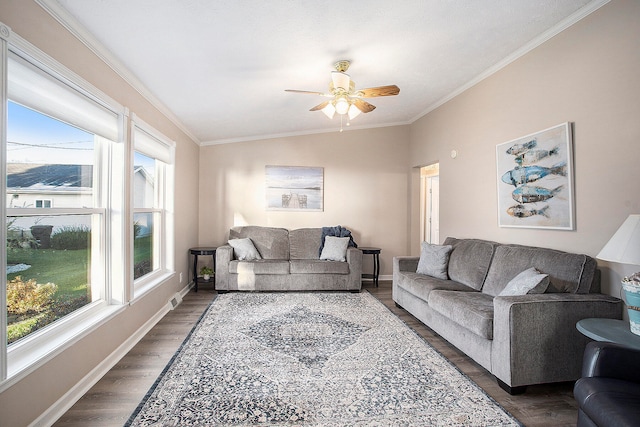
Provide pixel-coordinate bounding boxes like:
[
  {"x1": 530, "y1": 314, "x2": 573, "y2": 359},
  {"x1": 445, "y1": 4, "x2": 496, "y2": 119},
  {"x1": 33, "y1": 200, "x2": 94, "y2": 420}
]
[
  {"x1": 189, "y1": 247, "x2": 217, "y2": 292},
  {"x1": 360, "y1": 247, "x2": 381, "y2": 287}
]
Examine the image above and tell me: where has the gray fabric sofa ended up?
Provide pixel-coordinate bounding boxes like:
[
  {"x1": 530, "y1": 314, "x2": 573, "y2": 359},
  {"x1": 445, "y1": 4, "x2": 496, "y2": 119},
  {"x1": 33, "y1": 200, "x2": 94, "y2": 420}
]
[
  {"x1": 393, "y1": 237, "x2": 623, "y2": 394},
  {"x1": 215, "y1": 226, "x2": 362, "y2": 292}
]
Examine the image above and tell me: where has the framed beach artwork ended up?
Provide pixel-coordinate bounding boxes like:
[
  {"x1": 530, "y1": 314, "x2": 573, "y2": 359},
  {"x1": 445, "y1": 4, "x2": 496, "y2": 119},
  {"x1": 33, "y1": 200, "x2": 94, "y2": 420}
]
[
  {"x1": 496, "y1": 122, "x2": 574, "y2": 230},
  {"x1": 266, "y1": 166, "x2": 324, "y2": 211}
]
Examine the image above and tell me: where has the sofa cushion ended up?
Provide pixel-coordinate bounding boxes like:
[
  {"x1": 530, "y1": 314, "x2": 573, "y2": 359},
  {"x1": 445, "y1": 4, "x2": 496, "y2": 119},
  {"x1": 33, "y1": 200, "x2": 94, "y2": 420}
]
[
  {"x1": 320, "y1": 236, "x2": 350, "y2": 261},
  {"x1": 444, "y1": 238, "x2": 497, "y2": 291},
  {"x1": 289, "y1": 228, "x2": 322, "y2": 259},
  {"x1": 396, "y1": 271, "x2": 476, "y2": 303},
  {"x1": 498, "y1": 267, "x2": 550, "y2": 296},
  {"x1": 290, "y1": 259, "x2": 349, "y2": 274},
  {"x1": 229, "y1": 260, "x2": 290, "y2": 275},
  {"x1": 229, "y1": 226, "x2": 289, "y2": 260},
  {"x1": 416, "y1": 242, "x2": 452, "y2": 279},
  {"x1": 428, "y1": 290, "x2": 495, "y2": 339},
  {"x1": 228, "y1": 238, "x2": 262, "y2": 260},
  {"x1": 483, "y1": 244, "x2": 595, "y2": 296}
]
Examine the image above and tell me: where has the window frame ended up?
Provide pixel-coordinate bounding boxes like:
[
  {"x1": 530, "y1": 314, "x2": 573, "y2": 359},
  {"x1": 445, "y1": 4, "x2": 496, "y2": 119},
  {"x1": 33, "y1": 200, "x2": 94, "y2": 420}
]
[
  {"x1": 130, "y1": 113, "x2": 175, "y2": 300},
  {"x1": 0, "y1": 23, "x2": 129, "y2": 387},
  {"x1": 34, "y1": 199, "x2": 52, "y2": 208}
]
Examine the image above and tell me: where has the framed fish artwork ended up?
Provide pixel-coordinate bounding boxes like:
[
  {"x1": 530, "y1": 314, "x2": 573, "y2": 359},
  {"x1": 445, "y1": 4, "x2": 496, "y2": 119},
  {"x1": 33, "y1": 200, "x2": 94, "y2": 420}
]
[{"x1": 496, "y1": 122, "x2": 574, "y2": 230}]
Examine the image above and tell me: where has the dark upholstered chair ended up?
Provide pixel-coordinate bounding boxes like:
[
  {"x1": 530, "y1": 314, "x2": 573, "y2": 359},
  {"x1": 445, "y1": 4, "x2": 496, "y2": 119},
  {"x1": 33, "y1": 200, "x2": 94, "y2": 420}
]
[{"x1": 574, "y1": 341, "x2": 640, "y2": 426}]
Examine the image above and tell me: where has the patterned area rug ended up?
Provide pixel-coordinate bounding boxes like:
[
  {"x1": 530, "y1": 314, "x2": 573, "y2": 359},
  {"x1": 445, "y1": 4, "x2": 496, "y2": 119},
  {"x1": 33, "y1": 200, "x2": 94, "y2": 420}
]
[{"x1": 126, "y1": 292, "x2": 521, "y2": 426}]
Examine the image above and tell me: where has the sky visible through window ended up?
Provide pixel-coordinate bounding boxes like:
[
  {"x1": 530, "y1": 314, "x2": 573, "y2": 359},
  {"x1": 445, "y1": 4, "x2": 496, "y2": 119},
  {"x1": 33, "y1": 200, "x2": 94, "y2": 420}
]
[
  {"x1": 7, "y1": 101, "x2": 94, "y2": 165},
  {"x1": 7, "y1": 101, "x2": 155, "y2": 174}
]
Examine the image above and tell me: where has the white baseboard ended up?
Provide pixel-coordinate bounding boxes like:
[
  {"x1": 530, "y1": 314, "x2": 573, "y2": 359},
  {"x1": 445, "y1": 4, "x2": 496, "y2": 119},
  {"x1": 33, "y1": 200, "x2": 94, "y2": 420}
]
[
  {"x1": 362, "y1": 274, "x2": 392, "y2": 282},
  {"x1": 32, "y1": 283, "x2": 192, "y2": 427}
]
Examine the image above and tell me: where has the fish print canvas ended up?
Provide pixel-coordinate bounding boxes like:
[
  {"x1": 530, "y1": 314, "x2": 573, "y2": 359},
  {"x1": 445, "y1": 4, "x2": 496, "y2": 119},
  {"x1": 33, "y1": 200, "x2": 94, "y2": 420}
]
[{"x1": 496, "y1": 123, "x2": 574, "y2": 229}]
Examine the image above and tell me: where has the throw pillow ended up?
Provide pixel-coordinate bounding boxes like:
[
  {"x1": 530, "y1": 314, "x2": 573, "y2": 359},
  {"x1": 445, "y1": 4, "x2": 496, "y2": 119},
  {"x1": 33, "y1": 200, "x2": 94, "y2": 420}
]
[
  {"x1": 320, "y1": 236, "x2": 350, "y2": 261},
  {"x1": 416, "y1": 242, "x2": 453, "y2": 279},
  {"x1": 499, "y1": 267, "x2": 550, "y2": 296},
  {"x1": 228, "y1": 238, "x2": 262, "y2": 260}
]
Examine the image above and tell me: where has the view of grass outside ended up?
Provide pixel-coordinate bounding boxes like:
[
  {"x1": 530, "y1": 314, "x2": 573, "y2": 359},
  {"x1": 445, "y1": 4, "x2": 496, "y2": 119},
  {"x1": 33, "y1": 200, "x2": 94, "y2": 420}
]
[
  {"x1": 133, "y1": 213, "x2": 154, "y2": 280},
  {"x1": 6, "y1": 241, "x2": 91, "y2": 344},
  {"x1": 134, "y1": 235, "x2": 153, "y2": 279},
  {"x1": 6, "y1": 229, "x2": 153, "y2": 343}
]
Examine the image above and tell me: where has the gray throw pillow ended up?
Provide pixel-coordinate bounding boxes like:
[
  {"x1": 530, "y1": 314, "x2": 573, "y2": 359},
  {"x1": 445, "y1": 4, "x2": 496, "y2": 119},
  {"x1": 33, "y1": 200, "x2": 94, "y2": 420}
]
[
  {"x1": 228, "y1": 238, "x2": 262, "y2": 260},
  {"x1": 320, "y1": 236, "x2": 350, "y2": 261},
  {"x1": 416, "y1": 242, "x2": 452, "y2": 279},
  {"x1": 499, "y1": 267, "x2": 550, "y2": 296}
]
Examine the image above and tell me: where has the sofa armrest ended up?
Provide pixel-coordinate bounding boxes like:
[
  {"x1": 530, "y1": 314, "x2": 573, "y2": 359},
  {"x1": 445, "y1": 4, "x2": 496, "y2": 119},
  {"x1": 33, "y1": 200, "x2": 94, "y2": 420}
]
[
  {"x1": 582, "y1": 341, "x2": 640, "y2": 381},
  {"x1": 215, "y1": 245, "x2": 233, "y2": 290},
  {"x1": 393, "y1": 256, "x2": 419, "y2": 273},
  {"x1": 345, "y1": 247, "x2": 363, "y2": 290},
  {"x1": 491, "y1": 293, "x2": 622, "y2": 387}
]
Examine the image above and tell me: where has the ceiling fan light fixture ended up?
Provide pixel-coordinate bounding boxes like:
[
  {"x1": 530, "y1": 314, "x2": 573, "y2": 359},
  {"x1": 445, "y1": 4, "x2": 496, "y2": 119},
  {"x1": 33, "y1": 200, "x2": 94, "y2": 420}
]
[
  {"x1": 331, "y1": 71, "x2": 350, "y2": 91},
  {"x1": 321, "y1": 102, "x2": 336, "y2": 119},
  {"x1": 334, "y1": 96, "x2": 350, "y2": 115},
  {"x1": 347, "y1": 104, "x2": 361, "y2": 120}
]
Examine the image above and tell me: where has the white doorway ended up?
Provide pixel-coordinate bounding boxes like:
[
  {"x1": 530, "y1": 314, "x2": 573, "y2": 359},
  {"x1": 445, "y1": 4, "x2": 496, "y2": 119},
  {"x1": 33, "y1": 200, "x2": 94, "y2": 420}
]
[{"x1": 420, "y1": 164, "x2": 440, "y2": 244}]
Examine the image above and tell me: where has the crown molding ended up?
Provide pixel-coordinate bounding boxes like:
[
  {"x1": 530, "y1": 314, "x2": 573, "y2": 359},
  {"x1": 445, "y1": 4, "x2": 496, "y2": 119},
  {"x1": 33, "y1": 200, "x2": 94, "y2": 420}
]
[
  {"x1": 410, "y1": 0, "x2": 611, "y2": 123},
  {"x1": 201, "y1": 120, "x2": 411, "y2": 146},
  {"x1": 35, "y1": 0, "x2": 201, "y2": 146}
]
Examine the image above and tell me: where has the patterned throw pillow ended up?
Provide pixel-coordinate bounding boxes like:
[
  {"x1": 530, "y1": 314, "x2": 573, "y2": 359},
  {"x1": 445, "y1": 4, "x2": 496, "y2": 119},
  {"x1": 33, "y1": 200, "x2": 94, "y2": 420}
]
[{"x1": 416, "y1": 242, "x2": 452, "y2": 279}]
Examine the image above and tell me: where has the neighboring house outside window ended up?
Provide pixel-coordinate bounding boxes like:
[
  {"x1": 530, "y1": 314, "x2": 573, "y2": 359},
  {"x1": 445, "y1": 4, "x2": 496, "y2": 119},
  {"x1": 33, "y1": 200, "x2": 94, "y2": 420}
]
[{"x1": 35, "y1": 199, "x2": 52, "y2": 208}]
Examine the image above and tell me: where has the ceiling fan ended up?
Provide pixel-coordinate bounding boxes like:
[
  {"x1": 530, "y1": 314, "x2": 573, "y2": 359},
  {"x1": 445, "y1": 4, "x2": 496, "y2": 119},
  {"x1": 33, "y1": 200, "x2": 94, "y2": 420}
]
[{"x1": 285, "y1": 60, "x2": 400, "y2": 123}]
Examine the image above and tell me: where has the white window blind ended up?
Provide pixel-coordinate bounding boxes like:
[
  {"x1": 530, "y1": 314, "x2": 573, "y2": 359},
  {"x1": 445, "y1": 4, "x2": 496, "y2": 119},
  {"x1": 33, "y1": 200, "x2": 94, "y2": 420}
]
[
  {"x1": 132, "y1": 118, "x2": 174, "y2": 164},
  {"x1": 8, "y1": 52, "x2": 119, "y2": 141}
]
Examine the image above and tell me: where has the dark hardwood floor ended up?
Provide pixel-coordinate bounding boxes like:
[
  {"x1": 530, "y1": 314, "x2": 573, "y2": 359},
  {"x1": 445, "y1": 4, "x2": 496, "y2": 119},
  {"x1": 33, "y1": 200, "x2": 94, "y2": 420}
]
[{"x1": 54, "y1": 281, "x2": 579, "y2": 426}]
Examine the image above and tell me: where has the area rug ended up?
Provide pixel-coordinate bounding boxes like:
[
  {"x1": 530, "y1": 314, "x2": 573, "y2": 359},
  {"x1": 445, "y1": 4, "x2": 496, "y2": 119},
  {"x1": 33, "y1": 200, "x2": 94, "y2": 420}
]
[{"x1": 126, "y1": 292, "x2": 521, "y2": 426}]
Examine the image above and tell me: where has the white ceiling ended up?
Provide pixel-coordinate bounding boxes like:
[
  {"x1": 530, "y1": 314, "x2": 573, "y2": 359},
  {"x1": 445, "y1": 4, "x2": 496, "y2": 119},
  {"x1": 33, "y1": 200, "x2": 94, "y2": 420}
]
[{"x1": 42, "y1": 0, "x2": 605, "y2": 145}]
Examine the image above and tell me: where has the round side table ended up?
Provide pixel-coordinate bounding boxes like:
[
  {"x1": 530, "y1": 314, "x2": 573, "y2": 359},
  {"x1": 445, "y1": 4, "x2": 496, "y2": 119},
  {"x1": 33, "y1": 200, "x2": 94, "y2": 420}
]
[
  {"x1": 576, "y1": 318, "x2": 640, "y2": 351},
  {"x1": 189, "y1": 247, "x2": 216, "y2": 292},
  {"x1": 359, "y1": 247, "x2": 381, "y2": 287}
]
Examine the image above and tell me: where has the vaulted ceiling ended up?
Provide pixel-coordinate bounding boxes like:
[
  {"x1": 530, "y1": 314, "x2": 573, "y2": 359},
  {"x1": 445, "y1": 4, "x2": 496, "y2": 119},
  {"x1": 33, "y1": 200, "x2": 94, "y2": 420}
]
[{"x1": 42, "y1": 0, "x2": 605, "y2": 144}]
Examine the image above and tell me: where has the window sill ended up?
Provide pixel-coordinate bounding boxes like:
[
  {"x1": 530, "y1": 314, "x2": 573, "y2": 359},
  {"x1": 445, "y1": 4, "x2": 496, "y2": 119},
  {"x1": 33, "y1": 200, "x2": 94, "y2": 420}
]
[
  {"x1": 132, "y1": 270, "x2": 175, "y2": 303},
  {"x1": 1, "y1": 302, "x2": 125, "y2": 392}
]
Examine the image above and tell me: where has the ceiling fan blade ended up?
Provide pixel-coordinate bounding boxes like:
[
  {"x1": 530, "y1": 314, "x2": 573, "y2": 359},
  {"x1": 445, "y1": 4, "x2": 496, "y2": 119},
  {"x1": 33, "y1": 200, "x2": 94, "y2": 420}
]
[
  {"x1": 310, "y1": 101, "x2": 330, "y2": 111},
  {"x1": 353, "y1": 99, "x2": 376, "y2": 113},
  {"x1": 285, "y1": 89, "x2": 327, "y2": 96},
  {"x1": 356, "y1": 85, "x2": 400, "y2": 97}
]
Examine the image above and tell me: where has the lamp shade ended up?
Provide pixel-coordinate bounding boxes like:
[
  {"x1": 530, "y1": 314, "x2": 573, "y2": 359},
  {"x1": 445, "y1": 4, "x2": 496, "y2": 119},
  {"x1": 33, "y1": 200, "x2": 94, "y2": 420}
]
[
  {"x1": 596, "y1": 214, "x2": 640, "y2": 265},
  {"x1": 321, "y1": 102, "x2": 336, "y2": 119}
]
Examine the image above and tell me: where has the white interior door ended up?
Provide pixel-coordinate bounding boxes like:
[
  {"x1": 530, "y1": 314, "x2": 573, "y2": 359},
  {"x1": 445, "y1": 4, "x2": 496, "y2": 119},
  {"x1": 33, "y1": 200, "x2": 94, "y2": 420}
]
[
  {"x1": 428, "y1": 175, "x2": 440, "y2": 244},
  {"x1": 420, "y1": 164, "x2": 440, "y2": 244}
]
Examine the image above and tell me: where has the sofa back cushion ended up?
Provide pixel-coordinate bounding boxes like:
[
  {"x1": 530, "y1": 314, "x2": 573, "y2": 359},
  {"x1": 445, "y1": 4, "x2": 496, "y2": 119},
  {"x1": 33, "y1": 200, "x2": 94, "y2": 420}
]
[
  {"x1": 482, "y1": 244, "x2": 597, "y2": 296},
  {"x1": 289, "y1": 228, "x2": 322, "y2": 260},
  {"x1": 229, "y1": 226, "x2": 289, "y2": 259},
  {"x1": 444, "y1": 237, "x2": 497, "y2": 291}
]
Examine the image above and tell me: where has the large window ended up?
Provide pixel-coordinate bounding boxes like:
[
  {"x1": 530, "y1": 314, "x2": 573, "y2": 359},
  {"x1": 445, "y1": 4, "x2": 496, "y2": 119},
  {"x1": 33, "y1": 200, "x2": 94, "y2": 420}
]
[
  {"x1": 131, "y1": 115, "x2": 175, "y2": 297},
  {"x1": 2, "y1": 28, "x2": 128, "y2": 381},
  {"x1": 6, "y1": 102, "x2": 100, "y2": 345}
]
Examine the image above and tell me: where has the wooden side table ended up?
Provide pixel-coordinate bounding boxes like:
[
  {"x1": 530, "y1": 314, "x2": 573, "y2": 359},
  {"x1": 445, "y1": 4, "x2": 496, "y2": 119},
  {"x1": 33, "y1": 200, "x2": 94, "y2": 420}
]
[
  {"x1": 189, "y1": 247, "x2": 216, "y2": 292},
  {"x1": 360, "y1": 247, "x2": 381, "y2": 287},
  {"x1": 576, "y1": 318, "x2": 640, "y2": 351}
]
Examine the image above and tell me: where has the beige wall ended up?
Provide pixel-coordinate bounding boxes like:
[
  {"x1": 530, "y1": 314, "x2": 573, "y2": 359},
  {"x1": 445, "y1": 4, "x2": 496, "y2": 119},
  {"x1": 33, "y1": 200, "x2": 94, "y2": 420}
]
[
  {"x1": 199, "y1": 126, "x2": 411, "y2": 277},
  {"x1": 2, "y1": 0, "x2": 640, "y2": 425},
  {"x1": 408, "y1": 0, "x2": 640, "y2": 297},
  {"x1": 0, "y1": 2, "x2": 200, "y2": 426}
]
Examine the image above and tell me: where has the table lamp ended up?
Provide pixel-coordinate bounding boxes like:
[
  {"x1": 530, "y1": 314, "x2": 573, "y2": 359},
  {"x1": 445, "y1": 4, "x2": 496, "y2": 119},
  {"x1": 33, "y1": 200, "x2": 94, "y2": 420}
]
[{"x1": 596, "y1": 214, "x2": 640, "y2": 335}]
